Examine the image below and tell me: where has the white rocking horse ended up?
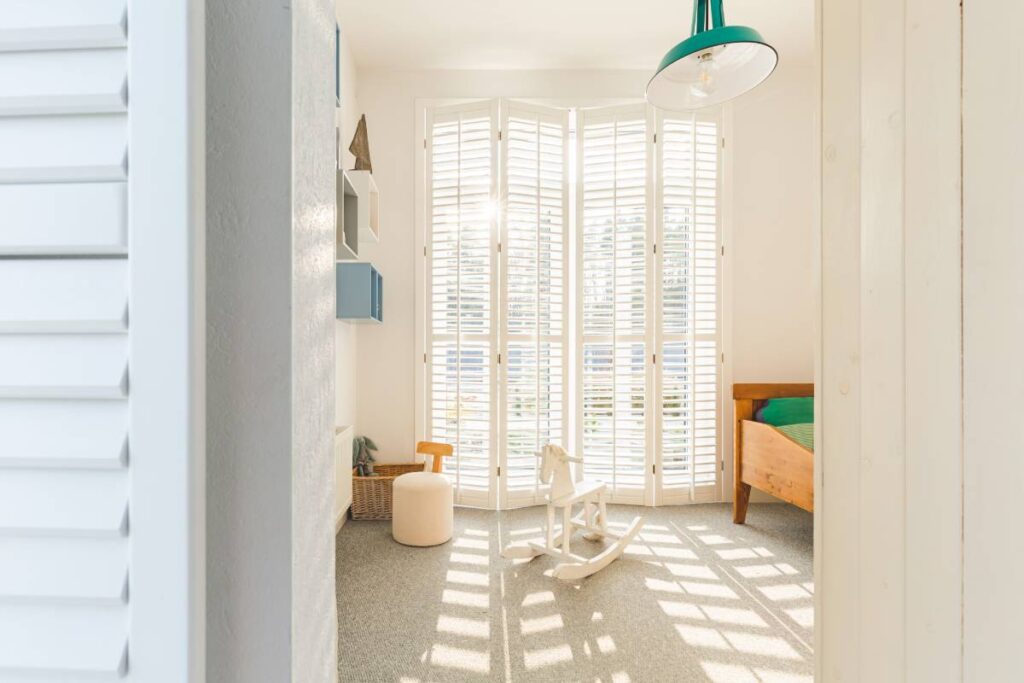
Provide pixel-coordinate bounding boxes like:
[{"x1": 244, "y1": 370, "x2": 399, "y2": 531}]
[{"x1": 501, "y1": 444, "x2": 645, "y2": 580}]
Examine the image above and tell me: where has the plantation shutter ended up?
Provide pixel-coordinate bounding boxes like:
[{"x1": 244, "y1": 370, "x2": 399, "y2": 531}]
[
  {"x1": 499, "y1": 100, "x2": 569, "y2": 508},
  {"x1": 576, "y1": 104, "x2": 655, "y2": 505},
  {"x1": 425, "y1": 100, "x2": 500, "y2": 507},
  {"x1": 0, "y1": 2, "x2": 131, "y2": 677},
  {"x1": 655, "y1": 110, "x2": 722, "y2": 503}
]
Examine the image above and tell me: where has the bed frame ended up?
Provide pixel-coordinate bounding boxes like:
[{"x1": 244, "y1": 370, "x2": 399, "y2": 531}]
[{"x1": 733, "y1": 383, "x2": 815, "y2": 524}]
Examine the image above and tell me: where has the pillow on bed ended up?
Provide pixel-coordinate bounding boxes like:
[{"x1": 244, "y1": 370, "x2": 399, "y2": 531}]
[{"x1": 756, "y1": 397, "x2": 814, "y2": 426}]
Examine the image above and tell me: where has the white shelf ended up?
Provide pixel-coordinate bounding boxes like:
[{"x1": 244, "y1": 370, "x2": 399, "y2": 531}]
[
  {"x1": 336, "y1": 170, "x2": 359, "y2": 260},
  {"x1": 345, "y1": 169, "x2": 379, "y2": 243}
]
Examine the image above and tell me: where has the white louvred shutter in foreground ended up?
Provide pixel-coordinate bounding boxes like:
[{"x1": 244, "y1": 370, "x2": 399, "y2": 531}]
[
  {"x1": 576, "y1": 104, "x2": 654, "y2": 505},
  {"x1": 655, "y1": 110, "x2": 721, "y2": 504},
  {"x1": 426, "y1": 100, "x2": 500, "y2": 507},
  {"x1": 0, "y1": 0, "x2": 131, "y2": 677},
  {"x1": 499, "y1": 100, "x2": 569, "y2": 508}
]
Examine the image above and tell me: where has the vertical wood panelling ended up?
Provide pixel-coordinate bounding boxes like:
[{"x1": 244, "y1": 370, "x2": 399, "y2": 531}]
[
  {"x1": 904, "y1": 0, "x2": 963, "y2": 679},
  {"x1": 963, "y1": 2, "x2": 1024, "y2": 680},
  {"x1": 821, "y1": 0, "x2": 965, "y2": 679},
  {"x1": 820, "y1": 0, "x2": 863, "y2": 676},
  {"x1": 858, "y1": 0, "x2": 906, "y2": 675}
]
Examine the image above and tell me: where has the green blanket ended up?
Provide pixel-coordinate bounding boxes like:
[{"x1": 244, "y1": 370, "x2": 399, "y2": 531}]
[{"x1": 776, "y1": 423, "x2": 814, "y2": 451}]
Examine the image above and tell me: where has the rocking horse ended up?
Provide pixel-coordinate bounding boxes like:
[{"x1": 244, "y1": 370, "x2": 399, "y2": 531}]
[{"x1": 501, "y1": 444, "x2": 645, "y2": 580}]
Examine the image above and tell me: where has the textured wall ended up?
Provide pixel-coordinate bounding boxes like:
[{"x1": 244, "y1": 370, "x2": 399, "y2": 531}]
[
  {"x1": 206, "y1": 0, "x2": 293, "y2": 681},
  {"x1": 207, "y1": 1, "x2": 337, "y2": 681},
  {"x1": 291, "y1": 1, "x2": 339, "y2": 682}
]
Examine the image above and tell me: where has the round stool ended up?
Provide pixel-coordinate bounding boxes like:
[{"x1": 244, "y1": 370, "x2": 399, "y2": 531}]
[{"x1": 392, "y1": 471, "x2": 453, "y2": 546}]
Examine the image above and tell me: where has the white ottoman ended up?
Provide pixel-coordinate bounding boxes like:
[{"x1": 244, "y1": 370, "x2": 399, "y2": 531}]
[{"x1": 392, "y1": 472, "x2": 453, "y2": 546}]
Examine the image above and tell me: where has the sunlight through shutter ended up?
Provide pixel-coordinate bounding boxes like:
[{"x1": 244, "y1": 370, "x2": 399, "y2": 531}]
[
  {"x1": 426, "y1": 100, "x2": 499, "y2": 507},
  {"x1": 577, "y1": 105, "x2": 653, "y2": 505},
  {"x1": 499, "y1": 101, "x2": 569, "y2": 508},
  {"x1": 656, "y1": 111, "x2": 721, "y2": 503}
]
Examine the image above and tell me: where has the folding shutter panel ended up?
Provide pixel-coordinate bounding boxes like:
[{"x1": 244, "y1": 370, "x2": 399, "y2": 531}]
[
  {"x1": 655, "y1": 110, "x2": 722, "y2": 504},
  {"x1": 426, "y1": 100, "x2": 499, "y2": 507},
  {"x1": 499, "y1": 100, "x2": 569, "y2": 508},
  {"x1": 0, "y1": 0, "x2": 130, "y2": 677},
  {"x1": 576, "y1": 104, "x2": 654, "y2": 505}
]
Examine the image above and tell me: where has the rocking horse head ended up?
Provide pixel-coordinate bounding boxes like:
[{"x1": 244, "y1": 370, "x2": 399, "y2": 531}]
[{"x1": 536, "y1": 444, "x2": 582, "y2": 501}]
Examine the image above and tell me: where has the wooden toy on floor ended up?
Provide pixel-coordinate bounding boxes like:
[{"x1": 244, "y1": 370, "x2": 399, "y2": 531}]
[{"x1": 501, "y1": 444, "x2": 645, "y2": 580}]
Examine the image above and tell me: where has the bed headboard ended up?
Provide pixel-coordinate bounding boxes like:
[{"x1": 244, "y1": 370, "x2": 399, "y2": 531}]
[
  {"x1": 733, "y1": 383, "x2": 814, "y2": 423},
  {"x1": 733, "y1": 383, "x2": 814, "y2": 400}
]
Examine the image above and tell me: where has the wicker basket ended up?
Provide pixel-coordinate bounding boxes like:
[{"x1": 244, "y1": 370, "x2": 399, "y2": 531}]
[{"x1": 350, "y1": 463, "x2": 424, "y2": 520}]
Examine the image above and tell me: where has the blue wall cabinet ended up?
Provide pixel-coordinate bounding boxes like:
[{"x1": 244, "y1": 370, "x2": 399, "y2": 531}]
[{"x1": 337, "y1": 262, "x2": 382, "y2": 322}]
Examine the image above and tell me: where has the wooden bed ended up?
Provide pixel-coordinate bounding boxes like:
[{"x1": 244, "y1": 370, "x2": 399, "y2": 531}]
[{"x1": 733, "y1": 383, "x2": 815, "y2": 524}]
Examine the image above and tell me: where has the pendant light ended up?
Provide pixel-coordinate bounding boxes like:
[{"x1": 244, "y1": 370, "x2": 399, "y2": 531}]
[{"x1": 646, "y1": 0, "x2": 777, "y2": 111}]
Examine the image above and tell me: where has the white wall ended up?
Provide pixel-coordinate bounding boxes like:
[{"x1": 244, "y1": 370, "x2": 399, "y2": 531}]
[
  {"x1": 206, "y1": 1, "x2": 337, "y2": 681},
  {"x1": 335, "y1": 21, "x2": 360, "y2": 432},
  {"x1": 353, "y1": 67, "x2": 816, "y2": 465}
]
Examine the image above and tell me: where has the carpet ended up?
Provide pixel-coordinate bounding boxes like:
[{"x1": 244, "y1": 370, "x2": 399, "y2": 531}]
[{"x1": 337, "y1": 503, "x2": 813, "y2": 683}]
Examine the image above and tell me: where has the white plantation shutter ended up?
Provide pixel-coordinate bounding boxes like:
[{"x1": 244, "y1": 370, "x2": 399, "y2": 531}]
[
  {"x1": 499, "y1": 101, "x2": 569, "y2": 508},
  {"x1": 576, "y1": 105, "x2": 655, "y2": 505},
  {"x1": 655, "y1": 111, "x2": 722, "y2": 503},
  {"x1": 426, "y1": 100, "x2": 500, "y2": 507},
  {"x1": 0, "y1": 2, "x2": 131, "y2": 677},
  {"x1": 0, "y1": 2, "x2": 203, "y2": 678}
]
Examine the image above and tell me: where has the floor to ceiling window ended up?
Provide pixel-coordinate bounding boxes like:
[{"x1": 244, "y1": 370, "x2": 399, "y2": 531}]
[{"x1": 422, "y1": 98, "x2": 720, "y2": 509}]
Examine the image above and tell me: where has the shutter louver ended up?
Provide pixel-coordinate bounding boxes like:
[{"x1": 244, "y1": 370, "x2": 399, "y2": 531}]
[
  {"x1": 0, "y1": 2, "x2": 130, "y2": 677},
  {"x1": 500, "y1": 101, "x2": 569, "y2": 508},
  {"x1": 577, "y1": 105, "x2": 653, "y2": 504},
  {"x1": 426, "y1": 100, "x2": 499, "y2": 507},
  {"x1": 656, "y1": 112, "x2": 721, "y2": 503}
]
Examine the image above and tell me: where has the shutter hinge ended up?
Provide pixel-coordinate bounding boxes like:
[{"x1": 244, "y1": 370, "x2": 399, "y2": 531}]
[
  {"x1": 423, "y1": 138, "x2": 427, "y2": 149},
  {"x1": 721, "y1": 136, "x2": 726, "y2": 148},
  {"x1": 720, "y1": 245, "x2": 725, "y2": 256},
  {"x1": 498, "y1": 130, "x2": 503, "y2": 141},
  {"x1": 652, "y1": 464, "x2": 657, "y2": 475},
  {"x1": 497, "y1": 352, "x2": 502, "y2": 364},
  {"x1": 497, "y1": 466, "x2": 501, "y2": 477},
  {"x1": 424, "y1": 353, "x2": 427, "y2": 363},
  {"x1": 497, "y1": 242, "x2": 502, "y2": 253},
  {"x1": 652, "y1": 353, "x2": 657, "y2": 364},
  {"x1": 653, "y1": 132, "x2": 657, "y2": 144},
  {"x1": 424, "y1": 245, "x2": 427, "y2": 257},
  {"x1": 721, "y1": 352, "x2": 725, "y2": 363},
  {"x1": 721, "y1": 461, "x2": 725, "y2": 472},
  {"x1": 653, "y1": 243, "x2": 658, "y2": 255}
]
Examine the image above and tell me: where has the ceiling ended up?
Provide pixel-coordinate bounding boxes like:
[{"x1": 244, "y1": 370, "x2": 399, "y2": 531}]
[{"x1": 336, "y1": 0, "x2": 813, "y2": 71}]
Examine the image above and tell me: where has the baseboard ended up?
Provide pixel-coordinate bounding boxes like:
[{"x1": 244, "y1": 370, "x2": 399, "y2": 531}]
[{"x1": 335, "y1": 505, "x2": 350, "y2": 534}]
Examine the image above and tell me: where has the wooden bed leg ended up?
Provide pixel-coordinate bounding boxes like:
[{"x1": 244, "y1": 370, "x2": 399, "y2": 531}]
[
  {"x1": 734, "y1": 397, "x2": 754, "y2": 524},
  {"x1": 733, "y1": 482, "x2": 751, "y2": 524}
]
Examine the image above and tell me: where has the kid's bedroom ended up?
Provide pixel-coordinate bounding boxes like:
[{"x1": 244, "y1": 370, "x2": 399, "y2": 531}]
[{"x1": 333, "y1": 1, "x2": 816, "y2": 680}]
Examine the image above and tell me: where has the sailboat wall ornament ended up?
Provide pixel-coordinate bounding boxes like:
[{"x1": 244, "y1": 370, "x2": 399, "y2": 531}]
[
  {"x1": 646, "y1": 0, "x2": 777, "y2": 111},
  {"x1": 349, "y1": 114, "x2": 372, "y2": 173}
]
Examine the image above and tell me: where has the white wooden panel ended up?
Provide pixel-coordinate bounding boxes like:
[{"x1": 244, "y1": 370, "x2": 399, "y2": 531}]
[
  {"x1": 0, "y1": 401, "x2": 127, "y2": 469},
  {"x1": 0, "y1": 335, "x2": 128, "y2": 399},
  {"x1": 0, "y1": 470, "x2": 128, "y2": 537},
  {"x1": 904, "y1": 0, "x2": 963, "y2": 678},
  {"x1": 0, "y1": 113, "x2": 126, "y2": 184},
  {"x1": 0, "y1": 606, "x2": 127, "y2": 677},
  {"x1": 0, "y1": 48, "x2": 127, "y2": 116},
  {"x1": 0, "y1": 0, "x2": 127, "y2": 52},
  {"x1": 0, "y1": 538, "x2": 127, "y2": 604},
  {"x1": 963, "y1": 2, "x2": 1024, "y2": 680},
  {"x1": 0, "y1": 259, "x2": 128, "y2": 333},
  {"x1": 0, "y1": 182, "x2": 127, "y2": 255}
]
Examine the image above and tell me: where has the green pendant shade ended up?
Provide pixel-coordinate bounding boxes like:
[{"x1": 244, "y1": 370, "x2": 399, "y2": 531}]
[{"x1": 646, "y1": 0, "x2": 777, "y2": 111}]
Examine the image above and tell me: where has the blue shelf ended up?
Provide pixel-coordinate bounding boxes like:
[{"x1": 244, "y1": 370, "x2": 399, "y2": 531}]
[{"x1": 337, "y1": 262, "x2": 382, "y2": 323}]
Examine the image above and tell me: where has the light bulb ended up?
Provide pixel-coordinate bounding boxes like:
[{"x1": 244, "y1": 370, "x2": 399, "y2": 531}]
[{"x1": 690, "y1": 52, "x2": 719, "y2": 98}]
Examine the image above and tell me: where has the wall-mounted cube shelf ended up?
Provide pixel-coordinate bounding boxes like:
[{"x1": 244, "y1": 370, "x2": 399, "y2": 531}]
[
  {"x1": 345, "y1": 170, "x2": 379, "y2": 243},
  {"x1": 336, "y1": 170, "x2": 359, "y2": 260},
  {"x1": 336, "y1": 262, "x2": 382, "y2": 323}
]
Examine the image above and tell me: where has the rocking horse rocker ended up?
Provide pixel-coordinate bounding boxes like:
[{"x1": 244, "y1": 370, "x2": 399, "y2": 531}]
[{"x1": 502, "y1": 444, "x2": 645, "y2": 580}]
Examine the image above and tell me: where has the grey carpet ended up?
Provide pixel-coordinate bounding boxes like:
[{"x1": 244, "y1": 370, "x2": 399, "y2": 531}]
[{"x1": 336, "y1": 503, "x2": 813, "y2": 683}]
